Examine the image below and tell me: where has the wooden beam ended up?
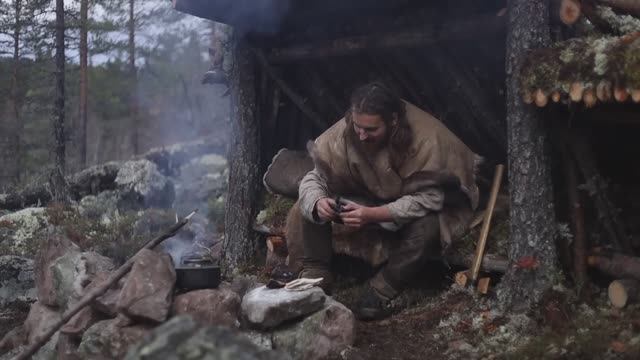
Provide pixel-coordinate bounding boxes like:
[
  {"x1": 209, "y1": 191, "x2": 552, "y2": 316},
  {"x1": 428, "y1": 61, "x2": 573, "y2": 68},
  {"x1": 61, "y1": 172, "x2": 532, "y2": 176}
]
[
  {"x1": 252, "y1": 49, "x2": 328, "y2": 130},
  {"x1": 266, "y1": 14, "x2": 505, "y2": 63}
]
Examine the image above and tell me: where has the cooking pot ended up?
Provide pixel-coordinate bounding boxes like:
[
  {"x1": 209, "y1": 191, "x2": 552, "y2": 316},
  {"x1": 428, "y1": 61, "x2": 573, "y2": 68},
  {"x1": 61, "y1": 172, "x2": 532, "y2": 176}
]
[{"x1": 175, "y1": 253, "x2": 221, "y2": 290}]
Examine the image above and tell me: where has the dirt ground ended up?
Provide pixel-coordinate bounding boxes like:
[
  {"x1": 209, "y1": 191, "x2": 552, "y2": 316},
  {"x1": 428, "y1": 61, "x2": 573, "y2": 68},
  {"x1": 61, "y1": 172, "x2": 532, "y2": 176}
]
[{"x1": 331, "y1": 263, "x2": 640, "y2": 360}]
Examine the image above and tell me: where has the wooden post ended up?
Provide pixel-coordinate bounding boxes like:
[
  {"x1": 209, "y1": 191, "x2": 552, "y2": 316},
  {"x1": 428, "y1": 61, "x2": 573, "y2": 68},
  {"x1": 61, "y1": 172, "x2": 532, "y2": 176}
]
[{"x1": 223, "y1": 32, "x2": 262, "y2": 274}]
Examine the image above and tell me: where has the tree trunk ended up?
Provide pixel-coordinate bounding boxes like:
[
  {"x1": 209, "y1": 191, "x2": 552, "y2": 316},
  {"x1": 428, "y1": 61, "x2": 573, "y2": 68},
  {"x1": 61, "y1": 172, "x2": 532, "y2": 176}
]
[
  {"x1": 222, "y1": 33, "x2": 261, "y2": 273},
  {"x1": 129, "y1": 0, "x2": 139, "y2": 156},
  {"x1": 10, "y1": 0, "x2": 22, "y2": 185},
  {"x1": 79, "y1": 0, "x2": 88, "y2": 168},
  {"x1": 51, "y1": 0, "x2": 68, "y2": 203},
  {"x1": 498, "y1": 0, "x2": 559, "y2": 311}
]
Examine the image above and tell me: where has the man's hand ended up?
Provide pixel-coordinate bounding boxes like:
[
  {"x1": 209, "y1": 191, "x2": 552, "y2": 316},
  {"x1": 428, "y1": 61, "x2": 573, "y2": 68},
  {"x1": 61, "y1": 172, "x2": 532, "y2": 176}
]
[
  {"x1": 340, "y1": 202, "x2": 370, "y2": 229},
  {"x1": 315, "y1": 197, "x2": 338, "y2": 222}
]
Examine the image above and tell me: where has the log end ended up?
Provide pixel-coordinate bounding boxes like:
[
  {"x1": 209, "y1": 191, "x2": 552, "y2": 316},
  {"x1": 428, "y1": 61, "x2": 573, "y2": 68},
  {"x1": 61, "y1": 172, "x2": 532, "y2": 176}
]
[
  {"x1": 609, "y1": 280, "x2": 629, "y2": 308},
  {"x1": 560, "y1": 0, "x2": 582, "y2": 26},
  {"x1": 455, "y1": 271, "x2": 469, "y2": 287}
]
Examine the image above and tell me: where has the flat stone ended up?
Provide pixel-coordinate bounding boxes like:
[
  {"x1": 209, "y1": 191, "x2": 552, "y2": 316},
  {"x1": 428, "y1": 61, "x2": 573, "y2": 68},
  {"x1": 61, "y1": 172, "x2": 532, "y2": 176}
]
[
  {"x1": 241, "y1": 286, "x2": 326, "y2": 329},
  {"x1": 272, "y1": 298, "x2": 355, "y2": 360},
  {"x1": 117, "y1": 249, "x2": 175, "y2": 322},
  {"x1": 172, "y1": 288, "x2": 240, "y2": 328}
]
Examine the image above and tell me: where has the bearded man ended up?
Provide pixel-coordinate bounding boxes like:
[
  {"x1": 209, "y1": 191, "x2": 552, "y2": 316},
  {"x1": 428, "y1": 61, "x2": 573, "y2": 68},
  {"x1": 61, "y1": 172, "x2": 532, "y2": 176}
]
[{"x1": 286, "y1": 81, "x2": 480, "y2": 320}]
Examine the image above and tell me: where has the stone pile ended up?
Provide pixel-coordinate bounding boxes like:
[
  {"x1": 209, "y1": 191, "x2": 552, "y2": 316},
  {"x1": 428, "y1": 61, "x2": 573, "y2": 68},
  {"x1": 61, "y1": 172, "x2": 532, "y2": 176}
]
[{"x1": 0, "y1": 231, "x2": 355, "y2": 360}]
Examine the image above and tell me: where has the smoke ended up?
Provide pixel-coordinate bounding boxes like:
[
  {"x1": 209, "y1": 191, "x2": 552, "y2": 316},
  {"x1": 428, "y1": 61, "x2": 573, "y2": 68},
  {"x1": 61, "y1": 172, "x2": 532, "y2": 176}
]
[{"x1": 161, "y1": 235, "x2": 195, "y2": 265}]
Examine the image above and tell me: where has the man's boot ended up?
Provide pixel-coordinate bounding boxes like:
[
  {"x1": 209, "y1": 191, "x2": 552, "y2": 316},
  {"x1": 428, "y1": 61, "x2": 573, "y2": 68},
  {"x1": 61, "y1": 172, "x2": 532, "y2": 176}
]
[
  {"x1": 299, "y1": 266, "x2": 334, "y2": 294},
  {"x1": 353, "y1": 284, "x2": 392, "y2": 321}
]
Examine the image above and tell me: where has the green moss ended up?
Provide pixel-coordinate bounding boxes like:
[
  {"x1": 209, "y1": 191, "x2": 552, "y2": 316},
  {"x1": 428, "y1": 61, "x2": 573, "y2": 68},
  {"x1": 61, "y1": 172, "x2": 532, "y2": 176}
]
[
  {"x1": 623, "y1": 38, "x2": 640, "y2": 88},
  {"x1": 255, "y1": 193, "x2": 295, "y2": 229}
]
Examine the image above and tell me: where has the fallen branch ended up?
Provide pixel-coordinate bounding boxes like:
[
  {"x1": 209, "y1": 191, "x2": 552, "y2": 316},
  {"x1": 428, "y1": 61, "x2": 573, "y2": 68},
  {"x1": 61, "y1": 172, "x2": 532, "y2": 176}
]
[{"x1": 14, "y1": 210, "x2": 197, "y2": 360}]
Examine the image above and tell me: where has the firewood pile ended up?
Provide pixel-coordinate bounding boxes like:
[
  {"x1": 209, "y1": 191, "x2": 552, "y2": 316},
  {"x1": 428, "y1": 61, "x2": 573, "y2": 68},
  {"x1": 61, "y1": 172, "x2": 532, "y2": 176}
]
[{"x1": 520, "y1": 0, "x2": 640, "y2": 108}]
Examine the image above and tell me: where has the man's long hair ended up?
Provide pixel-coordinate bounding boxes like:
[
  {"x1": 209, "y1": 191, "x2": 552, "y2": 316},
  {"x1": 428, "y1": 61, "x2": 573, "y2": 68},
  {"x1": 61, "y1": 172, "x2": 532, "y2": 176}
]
[{"x1": 344, "y1": 81, "x2": 412, "y2": 170}]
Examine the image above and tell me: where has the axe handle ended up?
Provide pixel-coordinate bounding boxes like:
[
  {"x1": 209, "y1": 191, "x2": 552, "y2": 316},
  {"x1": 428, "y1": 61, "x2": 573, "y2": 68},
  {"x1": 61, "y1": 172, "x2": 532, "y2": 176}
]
[{"x1": 470, "y1": 164, "x2": 505, "y2": 282}]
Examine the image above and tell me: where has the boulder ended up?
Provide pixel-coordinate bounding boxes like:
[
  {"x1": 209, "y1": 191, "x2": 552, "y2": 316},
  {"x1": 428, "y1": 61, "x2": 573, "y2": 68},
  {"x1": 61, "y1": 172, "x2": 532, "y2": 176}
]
[
  {"x1": 0, "y1": 255, "x2": 36, "y2": 307},
  {"x1": 60, "y1": 306, "x2": 105, "y2": 338},
  {"x1": 117, "y1": 249, "x2": 175, "y2": 322},
  {"x1": 115, "y1": 159, "x2": 175, "y2": 210},
  {"x1": 241, "y1": 286, "x2": 326, "y2": 329},
  {"x1": 77, "y1": 190, "x2": 120, "y2": 224},
  {"x1": 24, "y1": 301, "x2": 61, "y2": 345},
  {"x1": 172, "y1": 288, "x2": 240, "y2": 328},
  {"x1": 51, "y1": 251, "x2": 115, "y2": 309},
  {"x1": 226, "y1": 277, "x2": 263, "y2": 299},
  {"x1": 78, "y1": 319, "x2": 152, "y2": 359},
  {"x1": 123, "y1": 315, "x2": 290, "y2": 360},
  {"x1": 35, "y1": 233, "x2": 80, "y2": 306},
  {"x1": 0, "y1": 325, "x2": 26, "y2": 354},
  {"x1": 242, "y1": 331, "x2": 273, "y2": 350},
  {"x1": 83, "y1": 271, "x2": 125, "y2": 317},
  {"x1": 272, "y1": 298, "x2": 356, "y2": 360},
  {"x1": 0, "y1": 208, "x2": 48, "y2": 257}
]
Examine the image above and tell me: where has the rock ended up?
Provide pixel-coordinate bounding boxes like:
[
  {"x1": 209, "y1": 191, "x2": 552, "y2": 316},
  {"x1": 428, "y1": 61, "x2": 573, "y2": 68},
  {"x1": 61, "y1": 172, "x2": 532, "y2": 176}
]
[
  {"x1": 77, "y1": 190, "x2": 120, "y2": 224},
  {"x1": 242, "y1": 331, "x2": 273, "y2": 350},
  {"x1": 172, "y1": 288, "x2": 240, "y2": 328},
  {"x1": 24, "y1": 301, "x2": 61, "y2": 345},
  {"x1": 132, "y1": 208, "x2": 177, "y2": 240},
  {"x1": 241, "y1": 286, "x2": 326, "y2": 329},
  {"x1": 117, "y1": 249, "x2": 175, "y2": 322},
  {"x1": 115, "y1": 159, "x2": 175, "y2": 210},
  {"x1": 123, "y1": 315, "x2": 290, "y2": 360},
  {"x1": 226, "y1": 276, "x2": 262, "y2": 298},
  {"x1": 51, "y1": 251, "x2": 115, "y2": 309},
  {"x1": 0, "y1": 255, "x2": 36, "y2": 307},
  {"x1": 83, "y1": 271, "x2": 125, "y2": 317},
  {"x1": 60, "y1": 306, "x2": 105, "y2": 338},
  {"x1": 35, "y1": 232, "x2": 80, "y2": 306},
  {"x1": 56, "y1": 333, "x2": 80, "y2": 360},
  {"x1": 0, "y1": 208, "x2": 48, "y2": 257},
  {"x1": 78, "y1": 319, "x2": 152, "y2": 359},
  {"x1": 272, "y1": 298, "x2": 355, "y2": 360},
  {"x1": 0, "y1": 325, "x2": 26, "y2": 354}
]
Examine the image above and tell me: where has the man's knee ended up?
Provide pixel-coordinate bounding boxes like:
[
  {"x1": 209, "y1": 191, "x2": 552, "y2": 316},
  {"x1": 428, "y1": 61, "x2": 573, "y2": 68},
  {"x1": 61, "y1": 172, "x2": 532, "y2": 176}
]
[{"x1": 399, "y1": 213, "x2": 440, "y2": 251}]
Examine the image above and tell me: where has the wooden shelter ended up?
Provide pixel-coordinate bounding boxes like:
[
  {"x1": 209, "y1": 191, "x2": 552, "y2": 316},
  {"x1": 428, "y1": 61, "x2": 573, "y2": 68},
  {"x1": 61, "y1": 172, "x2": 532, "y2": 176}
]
[{"x1": 173, "y1": 0, "x2": 510, "y2": 269}]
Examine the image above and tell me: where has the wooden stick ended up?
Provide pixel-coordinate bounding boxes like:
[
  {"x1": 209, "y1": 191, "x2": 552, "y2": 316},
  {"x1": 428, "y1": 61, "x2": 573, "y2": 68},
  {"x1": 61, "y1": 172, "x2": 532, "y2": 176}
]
[
  {"x1": 563, "y1": 143, "x2": 588, "y2": 293},
  {"x1": 608, "y1": 279, "x2": 640, "y2": 308},
  {"x1": 14, "y1": 211, "x2": 197, "y2": 360},
  {"x1": 470, "y1": 164, "x2": 505, "y2": 283},
  {"x1": 252, "y1": 49, "x2": 327, "y2": 130}
]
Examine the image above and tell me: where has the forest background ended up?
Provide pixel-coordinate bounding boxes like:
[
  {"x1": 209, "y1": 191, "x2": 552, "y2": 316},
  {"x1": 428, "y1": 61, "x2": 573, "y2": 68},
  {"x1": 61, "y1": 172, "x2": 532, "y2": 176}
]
[{"x1": 0, "y1": 0, "x2": 229, "y2": 190}]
